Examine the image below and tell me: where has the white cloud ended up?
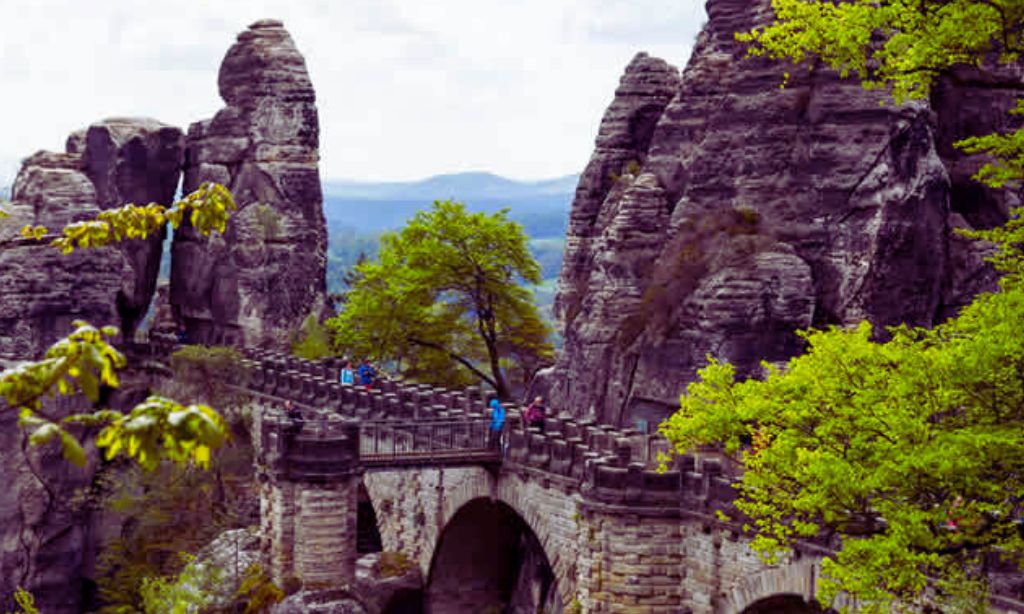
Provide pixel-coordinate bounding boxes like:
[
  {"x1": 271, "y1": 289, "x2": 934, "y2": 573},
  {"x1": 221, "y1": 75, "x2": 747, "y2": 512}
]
[{"x1": 0, "y1": 0, "x2": 706, "y2": 184}]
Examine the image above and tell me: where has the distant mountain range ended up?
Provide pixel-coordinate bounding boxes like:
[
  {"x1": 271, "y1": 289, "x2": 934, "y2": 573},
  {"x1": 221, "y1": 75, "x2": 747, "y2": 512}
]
[
  {"x1": 323, "y1": 171, "x2": 578, "y2": 201},
  {"x1": 322, "y1": 171, "x2": 578, "y2": 235}
]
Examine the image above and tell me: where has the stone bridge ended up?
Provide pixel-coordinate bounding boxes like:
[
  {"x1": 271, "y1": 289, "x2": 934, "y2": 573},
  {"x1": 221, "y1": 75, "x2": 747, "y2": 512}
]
[
  {"x1": 211, "y1": 344, "x2": 829, "y2": 614},
  {"x1": 132, "y1": 338, "x2": 1024, "y2": 613}
]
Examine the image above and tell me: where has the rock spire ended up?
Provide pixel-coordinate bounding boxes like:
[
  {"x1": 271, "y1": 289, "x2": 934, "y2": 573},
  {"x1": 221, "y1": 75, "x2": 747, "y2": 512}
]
[{"x1": 172, "y1": 19, "x2": 328, "y2": 349}]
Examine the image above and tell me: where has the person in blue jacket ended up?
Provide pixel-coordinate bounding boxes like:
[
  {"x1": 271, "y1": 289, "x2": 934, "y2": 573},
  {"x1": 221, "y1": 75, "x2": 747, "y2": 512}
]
[
  {"x1": 340, "y1": 360, "x2": 355, "y2": 385},
  {"x1": 488, "y1": 395, "x2": 506, "y2": 450},
  {"x1": 357, "y1": 360, "x2": 377, "y2": 388}
]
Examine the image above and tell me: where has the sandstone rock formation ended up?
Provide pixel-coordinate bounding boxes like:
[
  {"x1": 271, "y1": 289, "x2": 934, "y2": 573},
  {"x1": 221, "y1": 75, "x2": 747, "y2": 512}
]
[
  {"x1": 0, "y1": 120, "x2": 184, "y2": 612},
  {"x1": 172, "y1": 19, "x2": 328, "y2": 349},
  {"x1": 541, "y1": 0, "x2": 1020, "y2": 427},
  {"x1": 0, "y1": 151, "x2": 124, "y2": 359},
  {"x1": 0, "y1": 151, "x2": 121, "y2": 612},
  {"x1": 0, "y1": 119, "x2": 184, "y2": 358},
  {"x1": 78, "y1": 118, "x2": 185, "y2": 338},
  {"x1": 0, "y1": 397, "x2": 99, "y2": 614}
]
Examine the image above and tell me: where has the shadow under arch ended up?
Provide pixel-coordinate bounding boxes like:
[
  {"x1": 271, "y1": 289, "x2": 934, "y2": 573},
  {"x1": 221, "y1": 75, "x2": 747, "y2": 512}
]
[
  {"x1": 425, "y1": 497, "x2": 559, "y2": 614},
  {"x1": 356, "y1": 481, "x2": 383, "y2": 555},
  {"x1": 741, "y1": 594, "x2": 833, "y2": 613}
]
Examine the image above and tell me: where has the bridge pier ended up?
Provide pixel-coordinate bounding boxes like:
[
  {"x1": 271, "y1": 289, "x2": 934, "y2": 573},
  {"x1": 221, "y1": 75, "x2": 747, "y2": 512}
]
[{"x1": 257, "y1": 412, "x2": 362, "y2": 588}]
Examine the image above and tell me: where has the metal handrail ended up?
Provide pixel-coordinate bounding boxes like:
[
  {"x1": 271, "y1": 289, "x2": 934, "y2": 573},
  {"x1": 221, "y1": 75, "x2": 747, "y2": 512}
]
[{"x1": 359, "y1": 418, "x2": 494, "y2": 460}]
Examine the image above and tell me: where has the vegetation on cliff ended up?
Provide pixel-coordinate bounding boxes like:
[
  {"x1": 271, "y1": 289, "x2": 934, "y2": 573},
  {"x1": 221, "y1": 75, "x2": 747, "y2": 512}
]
[
  {"x1": 1, "y1": 183, "x2": 235, "y2": 470},
  {"x1": 328, "y1": 199, "x2": 553, "y2": 398},
  {"x1": 662, "y1": 1, "x2": 1024, "y2": 610},
  {"x1": 739, "y1": 0, "x2": 1024, "y2": 178},
  {"x1": 664, "y1": 213, "x2": 1024, "y2": 609}
]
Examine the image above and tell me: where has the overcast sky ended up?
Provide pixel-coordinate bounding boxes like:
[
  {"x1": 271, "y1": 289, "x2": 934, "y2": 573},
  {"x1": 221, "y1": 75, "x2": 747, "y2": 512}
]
[{"x1": 0, "y1": 0, "x2": 706, "y2": 185}]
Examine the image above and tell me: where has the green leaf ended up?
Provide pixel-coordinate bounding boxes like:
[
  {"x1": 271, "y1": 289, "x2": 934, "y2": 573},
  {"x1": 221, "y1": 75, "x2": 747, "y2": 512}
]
[
  {"x1": 327, "y1": 199, "x2": 552, "y2": 397},
  {"x1": 59, "y1": 430, "x2": 87, "y2": 467},
  {"x1": 28, "y1": 423, "x2": 60, "y2": 446}
]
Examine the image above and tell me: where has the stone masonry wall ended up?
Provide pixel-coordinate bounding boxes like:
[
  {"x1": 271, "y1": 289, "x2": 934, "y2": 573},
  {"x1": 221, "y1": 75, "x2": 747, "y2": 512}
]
[{"x1": 362, "y1": 466, "x2": 489, "y2": 577}]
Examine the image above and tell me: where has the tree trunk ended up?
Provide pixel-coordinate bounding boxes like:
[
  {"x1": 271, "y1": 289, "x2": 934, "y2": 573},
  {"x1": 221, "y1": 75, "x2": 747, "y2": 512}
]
[{"x1": 484, "y1": 335, "x2": 511, "y2": 400}]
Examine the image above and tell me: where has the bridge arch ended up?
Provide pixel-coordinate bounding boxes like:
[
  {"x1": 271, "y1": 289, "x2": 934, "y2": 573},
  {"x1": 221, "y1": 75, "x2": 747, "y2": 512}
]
[
  {"x1": 721, "y1": 559, "x2": 826, "y2": 614},
  {"x1": 425, "y1": 497, "x2": 561, "y2": 613}
]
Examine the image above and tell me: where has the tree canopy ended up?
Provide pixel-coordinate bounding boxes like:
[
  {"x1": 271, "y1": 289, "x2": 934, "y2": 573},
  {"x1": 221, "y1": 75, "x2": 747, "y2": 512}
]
[
  {"x1": 2, "y1": 182, "x2": 236, "y2": 471},
  {"x1": 328, "y1": 200, "x2": 553, "y2": 398},
  {"x1": 662, "y1": 214, "x2": 1024, "y2": 611}
]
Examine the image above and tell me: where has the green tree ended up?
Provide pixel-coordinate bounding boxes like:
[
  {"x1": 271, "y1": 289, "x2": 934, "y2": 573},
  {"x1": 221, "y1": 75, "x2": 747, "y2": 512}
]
[
  {"x1": 2, "y1": 182, "x2": 236, "y2": 470},
  {"x1": 662, "y1": 210, "x2": 1024, "y2": 610},
  {"x1": 291, "y1": 314, "x2": 333, "y2": 361},
  {"x1": 739, "y1": 0, "x2": 1024, "y2": 185},
  {"x1": 328, "y1": 200, "x2": 553, "y2": 398}
]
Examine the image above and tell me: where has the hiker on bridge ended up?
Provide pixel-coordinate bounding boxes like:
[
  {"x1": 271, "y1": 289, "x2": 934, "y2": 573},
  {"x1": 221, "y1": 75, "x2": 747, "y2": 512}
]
[
  {"x1": 284, "y1": 400, "x2": 304, "y2": 437},
  {"x1": 488, "y1": 395, "x2": 506, "y2": 451},
  {"x1": 340, "y1": 360, "x2": 355, "y2": 385},
  {"x1": 524, "y1": 396, "x2": 546, "y2": 433},
  {"x1": 358, "y1": 360, "x2": 377, "y2": 388}
]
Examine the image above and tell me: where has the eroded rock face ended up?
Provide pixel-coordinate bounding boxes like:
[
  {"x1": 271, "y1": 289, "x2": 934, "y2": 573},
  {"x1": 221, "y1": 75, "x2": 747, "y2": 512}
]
[
  {"x1": 79, "y1": 118, "x2": 185, "y2": 338},
  {"x1": 0, "y1": 151, "x2": 120, "y2": 613},
  {"x1": 0, "y1": 121, "x2": 183, "y2": 612},
  {"x1": 0, "y1": 398, "x2": 98, "y2": 614},
  {"x1": 542, "y1": 0, "x2": 1019, "y2": 427},
  {"x1": 554, "y1": 53, "x2": 680, "y2": 325},
  {"x1": 172, "y1": 19, "x2": 328, "y2": 349},
  {"x1": 0, "y1": 151, "x2": 125, "y2": 359}
]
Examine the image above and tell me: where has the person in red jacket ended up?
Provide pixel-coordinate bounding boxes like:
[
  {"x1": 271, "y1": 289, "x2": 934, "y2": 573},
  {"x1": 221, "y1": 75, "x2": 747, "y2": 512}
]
[{"x1": 524, "y1": 396, "x2": 546, "y2": 433}]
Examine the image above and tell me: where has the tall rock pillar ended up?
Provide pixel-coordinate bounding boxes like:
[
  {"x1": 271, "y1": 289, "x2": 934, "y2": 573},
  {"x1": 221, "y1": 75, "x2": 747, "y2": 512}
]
[{"x1": 172, "y1": 19, "x2": 328, "y2": 348}]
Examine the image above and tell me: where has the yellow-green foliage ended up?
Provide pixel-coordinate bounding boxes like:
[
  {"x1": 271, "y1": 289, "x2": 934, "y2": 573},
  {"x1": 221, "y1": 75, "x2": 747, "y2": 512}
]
[
  {"x1": 608, "y1": 159, "x2": 643, "y2": 184},
  {"x1": 3, "y1": 183, "x2": 236, "y2": 472},
  {"x1": 739, "y1": 0, "x2": 1024, "y2": 189},
  {"x1": 565, "y1": 598, "x2": 583, "y2": 614},
  {"x1": 661, "y1": 208, "x2": 1024, "y2": 611},
  {"x1": 738, "y1": 0, "x2": 1024, "y2": 101},
  {"x1": 376, "y1": 551, "x2": 414, "y2": 578},
  {"x1": 170, "y1": 345, "x2": 250, "y2": 411},
  {"x1": 234, "y1": 564, "x2": 285, "y2": 614},
  {"x1": 96, "y1": 429, "x2": 255, "y2": 612},
  {"x1": 1, "y1": 321, "x2": 227, "y2": 471},
  {"x1": 20, "y1": 182, "x2": 235, "y2": 253},
  {"x1": 137, "y1": 553, "x2": 220, "y2": 614},
  {"x1": 958, "y1": 99, "x2": 1024, "y2": 188},
  {"x1": 3, "y1": 589, "x2": 38, "y2": 614},
  {"x1": 291, "y1": 314, "x2": 333, "y2": 361}
]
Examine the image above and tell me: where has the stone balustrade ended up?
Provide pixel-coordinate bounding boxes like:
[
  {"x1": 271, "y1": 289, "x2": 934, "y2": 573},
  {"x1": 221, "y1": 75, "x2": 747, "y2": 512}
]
[
  {"x1": 234, "y1": 347, "x2": 744, "y2": 517},
  {"x1": 124, "y1": 340, "x2": 745, "y2": 518}
]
